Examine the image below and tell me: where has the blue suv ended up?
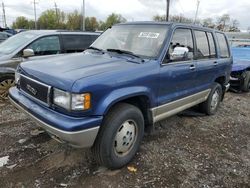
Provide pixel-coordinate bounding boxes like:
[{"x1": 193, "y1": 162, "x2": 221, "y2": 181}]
[{"x1": 9, "y1": 22, "x2": 232, "y2": 169}]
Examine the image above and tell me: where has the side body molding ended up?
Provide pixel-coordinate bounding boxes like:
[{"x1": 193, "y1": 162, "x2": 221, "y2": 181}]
[{"x1": 151, "y1": 89, "x2": 211, "y2": 123}]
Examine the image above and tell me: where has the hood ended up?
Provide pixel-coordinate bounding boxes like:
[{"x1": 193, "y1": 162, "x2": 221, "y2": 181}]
[
  {"x1": 231, "y1": 47, "x2": 250, "y2": 72},
  {"x1": 0, "y1": 53, "x2": 13, "y2": 63},
  {"x1": 20, "y1": 51, "x2": 140, "y2": 91},
  {"x1": 232, "y1": 59, "x2": 250, "y2": 72}
]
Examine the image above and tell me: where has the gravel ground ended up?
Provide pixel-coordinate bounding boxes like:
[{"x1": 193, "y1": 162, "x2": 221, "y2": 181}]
[{"x1": 0, "y1": 91, "x2": 249, "y2": 188}]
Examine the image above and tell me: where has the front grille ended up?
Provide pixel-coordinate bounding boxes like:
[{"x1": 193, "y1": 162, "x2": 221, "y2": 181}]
[{"x1": 19, "y1": 75, "x2": 51, "y2": 104}]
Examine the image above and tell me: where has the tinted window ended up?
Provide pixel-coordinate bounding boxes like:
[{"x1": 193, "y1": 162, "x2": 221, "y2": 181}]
[
  {"x1": 207, "y1": 32, "x2": 216, "y2": 58},
  {"x1": 62, "y1": 34, "x2": 97, "y2": 53},
  {"x1": 167, "y1": 28, "x2": 194, "y2": 62},
  {"x1": 216, "y1": 33, "x2": 230, "y2": 58},
  {"x1": 195, "y1": 30, "x2": 210, "y2": 59},
  {"x1": 27, "y1": 36, "x2": 61, "y2": 56}
]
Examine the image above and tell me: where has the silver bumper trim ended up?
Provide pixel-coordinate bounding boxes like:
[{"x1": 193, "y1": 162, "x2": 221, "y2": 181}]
[
  {"x1": 9, "y1": 97, "x2": 99, "y2": 148},
  {"x1": 225, "y1": 83, "x2": 230, "y2": 92}
]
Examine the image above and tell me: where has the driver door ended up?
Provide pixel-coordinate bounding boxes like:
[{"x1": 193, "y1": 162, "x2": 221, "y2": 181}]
[{"x1": 158, "y1": 28, "x2": 199, "y2": 106}]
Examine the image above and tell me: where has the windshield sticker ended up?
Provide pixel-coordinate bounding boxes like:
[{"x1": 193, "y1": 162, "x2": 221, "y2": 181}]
[{"x1": 138, "y1": 32, "x2": 160, "y2": 39}]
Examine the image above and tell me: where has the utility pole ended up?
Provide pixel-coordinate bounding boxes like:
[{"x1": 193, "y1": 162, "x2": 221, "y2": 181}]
[
  {"x1": 2, "y1": 2, "x2": 7, "y2": 28},
  {"x1": 33, "y1": 0, "x2": 38, "y2": 29},
  {"x1": 166, "y1": 0, "x2": 170, "y2": 21},
  {"x1": 54, "y1": 1, "x2": 59, "y2": 24},
  {"x1": 194, "y1": 0, "x2": 200, "y2": 24},
  {"x1": 82, "y1": 0, "x2": 85, "y2": 31}
]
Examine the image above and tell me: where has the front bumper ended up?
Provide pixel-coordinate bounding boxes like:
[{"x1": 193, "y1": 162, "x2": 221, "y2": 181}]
[{"x1": 9, "y1": 87, "x2": 102, "y2": 148}]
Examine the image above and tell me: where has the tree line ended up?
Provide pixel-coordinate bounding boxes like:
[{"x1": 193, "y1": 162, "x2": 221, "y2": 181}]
[
  {"x1": 12, "y1": 9, "x2": 126, "y2": 31},
  {"x1": 12, "y1": 9, "x2": 240, "y2": 32},
  {"x1": 153, "y1": 14, "x2": 240, "y2": 32}
]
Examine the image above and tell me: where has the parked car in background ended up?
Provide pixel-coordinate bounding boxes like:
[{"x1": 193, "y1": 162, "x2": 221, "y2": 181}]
[
  {"x1": 0, "y1": 30, "x2": 100, "y2": 98},
  {"x1": 227, "y1": 33, "x2": 250, "y2": 92},
  {"x1": 9, "y1": 22, "x2": 232, "y2": 169},
  {"x1": 0, "y1": 32, "x2": 12, "y2": 43}
]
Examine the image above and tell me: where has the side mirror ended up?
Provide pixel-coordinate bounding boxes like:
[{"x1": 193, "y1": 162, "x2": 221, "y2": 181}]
[
  {"x1": 23, "y1": 49, "x2": 34, "y2": 58},
  {"x1": 170, "y1": 47, "x2": 189, "y2": 61}
]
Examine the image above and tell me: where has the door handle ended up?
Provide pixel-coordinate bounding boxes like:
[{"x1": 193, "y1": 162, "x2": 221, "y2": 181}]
[
  {"x1": 189, "y1": 64, "x2": 196, "y2": 70},
  {"x1": 213, "y1": 61, "x2": 218, "y2": 66}
]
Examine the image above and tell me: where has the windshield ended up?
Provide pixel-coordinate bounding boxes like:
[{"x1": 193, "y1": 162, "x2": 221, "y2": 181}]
[
  {"x1": 91, "y1": 24, "x2": 169, "y2": 58},
  {"x1": 229, "y1": 39, "x2": 250, "y2": 48},
  {"x1": 0, "y1": 32, "x2": 38, "y2": 54}
]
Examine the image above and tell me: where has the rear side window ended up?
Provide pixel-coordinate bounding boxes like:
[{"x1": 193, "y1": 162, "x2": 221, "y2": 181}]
[
  {"x1": 194, "y1": 30, "x2": 210, "y2": 59},
  {"x1": 167, "y1": 28, "x2": 194, "y2": 62},
  {"x1": 207, "y1": 32, "x2": 216, "y2": 58},
  {"x1": 62, "y1": 34, "x2": 97, "y2": 53},
  {"x1": 216, "y1": 33, "x2": 230, "y2": 58}
]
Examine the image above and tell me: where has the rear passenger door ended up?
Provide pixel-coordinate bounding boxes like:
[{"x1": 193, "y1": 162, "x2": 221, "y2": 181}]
[
  {"x1": 158, "y1": 28, "x2": 198, "y2": 106},
  {"x1": 194, "y1": 30, "x2": 218, "y2": 90},
  {"x1": 62, "y1": 34, "x2": 97, "y2": 53}
]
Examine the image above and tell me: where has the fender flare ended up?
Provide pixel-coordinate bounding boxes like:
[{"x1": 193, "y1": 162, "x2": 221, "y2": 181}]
[{"x1": 95, "y1": 86, "x2": 155, "y2": 115}]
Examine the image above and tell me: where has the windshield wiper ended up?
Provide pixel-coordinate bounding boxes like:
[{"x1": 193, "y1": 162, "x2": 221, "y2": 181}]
[
  {"x1": 87, "y1": 46, "x2": 104, "y2": 52},
  {"x1": 106, "y1": 48, "x2": 144, "y2": 62}
]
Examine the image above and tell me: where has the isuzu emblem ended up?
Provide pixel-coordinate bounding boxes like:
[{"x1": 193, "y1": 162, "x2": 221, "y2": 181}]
[{"x1": 26, "y1": 84, "x2": 37, "y2": 95}]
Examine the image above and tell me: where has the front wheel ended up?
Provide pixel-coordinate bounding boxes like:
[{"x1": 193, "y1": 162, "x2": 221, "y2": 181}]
[
  {"x1": 200, "y1": 83, "x2": 222, "y2": 115},
  {"x1": 92, "y1": 103, "x2": 144, "y2": 169},
  {"x1": 0, "y1": 76, "x2": 15, "y2": 99}
]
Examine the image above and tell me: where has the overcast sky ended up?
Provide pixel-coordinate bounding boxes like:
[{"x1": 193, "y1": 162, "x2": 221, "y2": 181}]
[{"x1": 2, "y1": 0, "x2": 250, "y2": 30}]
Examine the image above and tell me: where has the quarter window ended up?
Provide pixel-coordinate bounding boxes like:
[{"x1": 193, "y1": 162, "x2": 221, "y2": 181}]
[
  {"x1": 194, "y1": 30, "x2": 210, "y2": 59},
  {"x1": 27, "y1": 36, "x2": 61, "y2": 56},
  {"x1": 167, "y1": 28, "x2": 194, "y2": 62},
  {"x1": 216, "y1": 33, "x2": 230, "y2": 58}
]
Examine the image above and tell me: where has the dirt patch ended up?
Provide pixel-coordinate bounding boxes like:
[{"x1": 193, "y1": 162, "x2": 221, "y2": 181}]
[{"x1": 0, "y1": 92, "x2": 250, "y2": 187}]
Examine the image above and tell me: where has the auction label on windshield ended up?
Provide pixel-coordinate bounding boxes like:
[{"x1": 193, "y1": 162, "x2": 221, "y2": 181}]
[{"x1": 138, "y1": 32, "x2": 160, "y2": 38}]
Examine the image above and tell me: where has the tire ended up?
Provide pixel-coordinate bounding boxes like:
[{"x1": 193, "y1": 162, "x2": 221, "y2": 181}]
[
  {"x1": 200, "y1": 83, "x2": 222, "y2": 115},
  {"x1": 92, "y1": 103, "x2": 144, "y2": 169},
  {"x1": 0, "y1": 75, "x2": 15, "y2": 99},
  {"x1": 242, "y1": 71, "x2": 250, "y2": 92}
]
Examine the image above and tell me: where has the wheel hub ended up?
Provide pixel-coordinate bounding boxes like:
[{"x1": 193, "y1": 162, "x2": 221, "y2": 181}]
[
  {"x1": 114, "y1": 120, "x2": 137, "y2": 156},
  {"x1": 211, "y1": 89, "x2": 219, "y2": 111},
  {"x1": 0, "y1": 79, "x2": 15, "y2": 99}
]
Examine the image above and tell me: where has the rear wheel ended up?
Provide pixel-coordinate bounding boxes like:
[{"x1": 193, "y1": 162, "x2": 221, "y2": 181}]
[
  {"x1": 242, "y1": 71, "x2": 250, "y2": 92},
  {"x1": 0, "y1": 76, "x2": 15, "y2": 99},
  {"x1": 92, "y1": 103, "x2": 144, "y2": 169},
  {"x1": 200, "y1": 83, "x2": 222, "y2": 115}
]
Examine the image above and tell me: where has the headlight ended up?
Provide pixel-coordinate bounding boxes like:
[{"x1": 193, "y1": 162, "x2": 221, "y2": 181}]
[
  {"x1": 53, "y1": 88, "x2": 91, "y2": 111},
  {"x1": 53, "y1": 88, "x2": 71, "y2": 110},
  {"x1": 15, "y1": 71, "x2": 20, "y2": 84}
]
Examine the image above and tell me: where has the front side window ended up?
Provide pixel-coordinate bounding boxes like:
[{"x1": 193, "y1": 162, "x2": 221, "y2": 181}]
[
  {"x1": 194, "y1": 30, "x2": 210, "y2": 59},
  {"x1": 91, "y1": 24, "x2": 169, "y2": 59},
  {"x1": 216, "y1": 33, "x2": 230, "y2": 58},
  {"x1": 27, "y1": 36, "x2": 61, "y2": 56},
  {"x1": 167, "y1": 28, "x2": 194, "y2": 62}
]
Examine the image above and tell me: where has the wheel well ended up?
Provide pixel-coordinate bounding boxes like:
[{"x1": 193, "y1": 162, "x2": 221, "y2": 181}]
[
  {"x1": 215, "y1": 76, "x2": 225, "y2": 87},
  {"x1": 107, "y1": 95, "x2": 153, "y2": 130},
  {"x1": 214, "y1": 76, "x2": 226, "y2": 101}
]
